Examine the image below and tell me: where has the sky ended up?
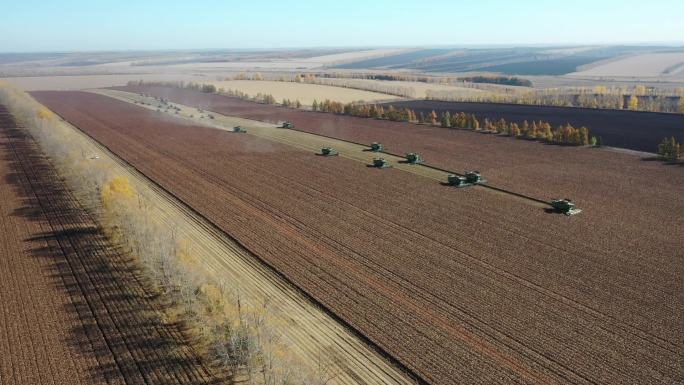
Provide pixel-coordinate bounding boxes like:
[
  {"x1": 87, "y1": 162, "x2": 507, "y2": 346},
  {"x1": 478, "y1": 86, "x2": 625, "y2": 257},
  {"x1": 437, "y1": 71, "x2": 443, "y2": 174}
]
[{"x1": 1, "y1": 0, "x2": 683, "y2": 52}]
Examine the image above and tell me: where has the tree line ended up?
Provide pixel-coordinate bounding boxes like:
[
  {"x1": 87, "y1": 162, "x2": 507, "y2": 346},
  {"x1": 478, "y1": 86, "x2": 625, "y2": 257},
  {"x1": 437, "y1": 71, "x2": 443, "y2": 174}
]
[
  {"x1": 308, "y1": 77, "x2": 417, "y2": 98},
  {"x1": 129, "y1": 80, "x2": 300, "y2": 108},
  {"x1": 223, "y1": 74, "x2": 684, "y2": 114},
  {"x1": 427, "y1": 85, "x2": 684, "y2": 113},
  {"x1": 658, "y1": 137, "x2": 683, "y2": 162},
  {"x1": 311, "y1": 98, "x2": 593, "y2": 146},
  {"x1": 275, "y1": 71, "x2": 533, "y2": 88},
  {"x1": 130, "y1": 80, "x2": 593, "y2": 147},
  {"x1": 5, "y1": 82, "x2": 344, "y2": 385},
  {"x1": 230, "y1": 74, "x2": 418, "y2": 98},
  {"x1": 213, "y1": 73, "x2": 684, "y2": 114},
  {"x1": 458, "y1": 76, "x2": 533, "y2": 87}
]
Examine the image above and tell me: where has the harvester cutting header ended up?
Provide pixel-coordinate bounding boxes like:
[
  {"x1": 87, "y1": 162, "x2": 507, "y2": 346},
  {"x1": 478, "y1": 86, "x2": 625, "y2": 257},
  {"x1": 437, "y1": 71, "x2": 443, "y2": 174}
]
[
  {"x1": 370, "y1": 158, "x2": 391, "y2": 168},
  {"x1": 404, "y1": 153, "x2": 423, "y2": 164},
  {"x1": 551, "y1": 199, "x2": 582, "y2": 216},
  {"x1": 446, "y1": 171, "x2": 486, "y2": 187},
  {"x1": 370, "y1": 142, "x2": 383, "y2": 152},
  {"x1": 317, "y1": 147, "x2": 339, "y2": 157}
]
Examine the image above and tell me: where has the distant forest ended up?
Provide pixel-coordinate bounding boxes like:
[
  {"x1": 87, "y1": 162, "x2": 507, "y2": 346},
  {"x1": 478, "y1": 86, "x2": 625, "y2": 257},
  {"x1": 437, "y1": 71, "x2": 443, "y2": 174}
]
[{"x1": 458, "y1": 76, "x2": 533, "y2": 87}]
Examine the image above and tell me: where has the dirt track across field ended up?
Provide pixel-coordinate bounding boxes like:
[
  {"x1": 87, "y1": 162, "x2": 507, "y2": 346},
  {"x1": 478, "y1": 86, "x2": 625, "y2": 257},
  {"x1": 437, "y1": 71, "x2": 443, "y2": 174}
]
[
  {"x1": 0, "y1": 105, "x2": 219, "y2": 385},
  {"x1": 32, "y1": 90, "x2": 684, "y2": 385}
]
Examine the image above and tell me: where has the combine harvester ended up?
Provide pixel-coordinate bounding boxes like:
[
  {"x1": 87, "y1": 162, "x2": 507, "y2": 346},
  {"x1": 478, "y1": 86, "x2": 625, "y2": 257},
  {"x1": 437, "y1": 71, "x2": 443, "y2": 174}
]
[
  {"x1": 370, "y1": 157, "x2": 391, "y2": 168},
  {"x1": 446, "y1": 171, "x2": 486, "y2": 188},
  {"x1": 317, "y1": 147, "x2": 339, "y2": 157},
  {"x1": 369, "y1": 142, "x2": 383, "y2": 152},
  {"x1": 551, "y1": 199, "x2": 582, "y2": 216},
  {"x1": 404, "y1": 152, "x2": 423, "y2": 164},
  {"x1": 230, "y1": 126, "x2": 247, "y2": 133}
]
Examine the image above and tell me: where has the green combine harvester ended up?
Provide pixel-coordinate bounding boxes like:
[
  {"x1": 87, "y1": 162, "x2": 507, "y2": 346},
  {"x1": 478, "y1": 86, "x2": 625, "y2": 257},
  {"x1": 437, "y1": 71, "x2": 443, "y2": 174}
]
[
  {"x1": 446, "y1": 171, "x2": 486, "y2": 187},
  {"x1": 447, "y1": 174, "x2": 468, "y2": 187},
  {"x1": 231, "y1": 126, "x2": 247, "y2": 133},
  {"x1": 318, "y1": 147, "x2": 339, "y2": 156},
  {"x1": 404, "y1": 152, "x2": 423, "y2": 164},
  {"x1": 278, "y1": 121, "x2": 294, "y2": 129},
  {"x1": 370, "y1": 142, "x2": 383, "y2": 152},
  {"x1": 371, "y1": 157, "x2": 391, "y2": 168},
  {"x1": 551, "y1": 199, "x2": 582, "y2": 216},
  {"x1": 465, "y1": 171, "x2": 485, "y2": 184}
]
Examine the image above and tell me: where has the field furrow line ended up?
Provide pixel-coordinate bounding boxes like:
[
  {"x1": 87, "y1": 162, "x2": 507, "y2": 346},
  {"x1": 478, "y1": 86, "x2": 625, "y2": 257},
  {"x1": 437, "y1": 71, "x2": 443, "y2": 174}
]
[
  {"x1": 30, "y1": 90, "x2": 683, "y2": 385},
  {"x1": 4, "y1": 127, "x2": 147, "y2": 385}
]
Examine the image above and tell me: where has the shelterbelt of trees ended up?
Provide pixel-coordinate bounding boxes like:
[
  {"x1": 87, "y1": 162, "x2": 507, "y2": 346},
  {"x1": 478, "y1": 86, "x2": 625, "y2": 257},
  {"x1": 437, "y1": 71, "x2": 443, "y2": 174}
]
[
  {"x1": 311, "y1": 99, "x2": 594, "y2": 146},
  {"x1": 130, "y1": 80, "x2": 594, "y2": 147},
  {"x1": 228, "y1": 73, "x2": 684, "y2": 113},
  {"x1": 658, "y1": 137, "x2": 684, "y2": 162}
]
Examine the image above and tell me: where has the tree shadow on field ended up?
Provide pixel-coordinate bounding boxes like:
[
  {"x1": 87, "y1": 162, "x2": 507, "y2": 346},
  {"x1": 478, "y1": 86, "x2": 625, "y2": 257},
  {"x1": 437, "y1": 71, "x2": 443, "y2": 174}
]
[
  {"x1": 640, "y1": 156, "x2": 684, "y2": 166},
  {"x1": 0, "y1": 111, "x2": 222, "y2": 385}
]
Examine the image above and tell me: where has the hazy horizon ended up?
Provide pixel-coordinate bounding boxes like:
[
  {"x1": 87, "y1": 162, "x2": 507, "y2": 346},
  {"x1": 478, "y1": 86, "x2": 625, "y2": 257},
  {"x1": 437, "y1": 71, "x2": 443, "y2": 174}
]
[
  {"x1": 2, "y1": 42, "x2": 684, "y2": 55},
  {"x1": 2, "y1": 0, "x2": 684, "y2": 52}
]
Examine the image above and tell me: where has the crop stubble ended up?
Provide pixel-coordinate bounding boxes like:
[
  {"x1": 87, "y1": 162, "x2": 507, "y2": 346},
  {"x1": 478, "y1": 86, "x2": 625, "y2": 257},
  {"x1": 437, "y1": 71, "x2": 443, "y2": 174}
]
[
  {"x1": 114, "y1": 86, "x2": 684, "y2": 273},
  {"x1": 32, "y1": 90, "x2": 684, "y2": 385},
  {"x1": 0, "y1": 105, "x2": 218, "y2": 385}
]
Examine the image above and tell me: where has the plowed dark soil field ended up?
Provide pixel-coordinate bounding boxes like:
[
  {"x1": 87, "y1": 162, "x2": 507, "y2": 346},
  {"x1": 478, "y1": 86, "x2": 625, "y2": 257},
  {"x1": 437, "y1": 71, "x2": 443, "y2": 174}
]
[
  {"x1": 379, "y1": 100, "x2": 684, "y2": 152},
  {"x1": 32, "y1": 91, "x2": 684, "y2": 385},
  {"x1": 116, "y1": 85, "x2": 684, "y2": 153},
  {"x1": 0, "y1": 105, "x2": 218, "y2": 385},
  {"x1": 114, "y1": 86, "x2": 684, "y2": 262}
]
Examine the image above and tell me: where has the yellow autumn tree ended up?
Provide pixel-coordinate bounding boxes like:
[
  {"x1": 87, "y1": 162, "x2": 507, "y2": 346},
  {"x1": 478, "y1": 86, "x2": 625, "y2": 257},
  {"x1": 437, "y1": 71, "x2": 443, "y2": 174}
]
[
  {"x1": 98, "y1": 176, "x2": 136, "y2": 245},
  {"x1": 37, "y1": 106, "x2": 54, "y2": 121},
  {"x1": 101, "y1": 176, "x2": 135, "y2": 210},
  {"x1": 429, "y1": 110, "x2": 438, "y2": 125},
  {"x1": 635, "y1": 84, "x2": 646, "y2": 95},
  {"x1": 628, "y1": 95, "x2": 639, "y2": 111}
]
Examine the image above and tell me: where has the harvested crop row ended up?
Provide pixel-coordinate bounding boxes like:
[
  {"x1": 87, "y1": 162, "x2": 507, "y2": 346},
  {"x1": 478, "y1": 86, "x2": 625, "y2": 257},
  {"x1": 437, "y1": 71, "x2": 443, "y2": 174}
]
[
  {"x1": 32, "y1": 91, "x2": 683, "y2": 385},
  {"x1": 115, "y1": 85, "x2": 684, "y2": 290},
  {"x1": 0, "y1": 105, "x2": 218, "y2": 385}
]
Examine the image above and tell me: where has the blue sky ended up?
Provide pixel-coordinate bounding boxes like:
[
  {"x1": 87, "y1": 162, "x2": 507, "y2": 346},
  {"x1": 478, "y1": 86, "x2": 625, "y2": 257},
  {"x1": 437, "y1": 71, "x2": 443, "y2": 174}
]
[{"x1": 1, "y1": 0, "x2": 683, "y2": 52}]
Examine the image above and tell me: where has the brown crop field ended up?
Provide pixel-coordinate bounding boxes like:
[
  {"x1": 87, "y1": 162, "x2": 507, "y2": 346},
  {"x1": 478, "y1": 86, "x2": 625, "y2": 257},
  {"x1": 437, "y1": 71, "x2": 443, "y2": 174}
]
[
  {"x1": 111, "y1": 86, "x2": 684, "y2": 248},
  {"x1": 1, "y1": 73, "x2": 208, "y2": 91},
  {"x1": 119, "y1": 84, "x2": 684, "y2": 153},
  {"x1": 209, "y1": 80, "x2": 400, "y2": 105},
  {"x1": 379, "y1": 100, "x2": 684, "y2": 153},
  {"x1": 32, "y1": 90, "x2": 684, "y2": 385},
  {"x1": 570, "y1": 52, "x2": 684, "y2": 78},
  {"x1": 0, "y1": 105, "x2": 219, "y2": 384}
]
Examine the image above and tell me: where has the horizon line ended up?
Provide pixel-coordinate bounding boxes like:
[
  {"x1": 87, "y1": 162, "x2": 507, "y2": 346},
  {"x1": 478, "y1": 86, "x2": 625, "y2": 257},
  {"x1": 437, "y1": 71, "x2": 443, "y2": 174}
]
[{"x1": 3, "y1": 42, "x2": 684, "y2": 55}]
